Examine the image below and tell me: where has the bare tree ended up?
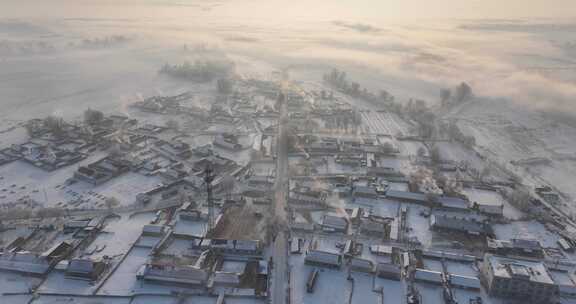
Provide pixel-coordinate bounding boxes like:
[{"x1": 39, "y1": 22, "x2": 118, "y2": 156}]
[
  {"x1": 454, "y1": 82, "x2": 473, "y2": 103},
  {"x1": 429, "y1": 145, "x2": 441, "y2": 165},
  {"x1": 105, "y1": 197, "x2": 120, "y2": 213},
  {"x1": 417, "y1": 147, "x2": 427, "y2": 157},
  {"x1": 440, "y1": 88, "x2": 451, "y2": 106},
  {"x1": 84, "y1": 109, "x2": 104, "y2": 126}
]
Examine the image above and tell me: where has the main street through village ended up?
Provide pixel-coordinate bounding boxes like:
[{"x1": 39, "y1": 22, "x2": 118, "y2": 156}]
[{"x1": 271, "y1": 93, "x2": 289, "y2": 304}]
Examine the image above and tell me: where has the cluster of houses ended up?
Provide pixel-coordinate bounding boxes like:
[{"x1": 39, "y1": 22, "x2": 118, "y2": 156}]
[
  {"x1": 4, "y1": 141, "x2": 87, "y2": 171},
  {"x1": 74, "y1": 156, "x2": 131, "y2": 185},
  {"x1": 130, "y1": 92, "x2": 193, "y2": 114},
  {"x1": 298, "y1": 135, "x2": 399, "y2": 158},
  {"x1": 293, "y1": 232, "x2": 576, "y2": 303},
  {"x1": 0, "y1": 215, "x2": 110, "y2": 283},
  {"x1": 134, "y1": 218, "x2": 268, "y2": 297}
]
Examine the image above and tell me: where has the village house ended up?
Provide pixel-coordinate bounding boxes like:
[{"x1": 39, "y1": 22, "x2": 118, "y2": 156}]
[
  {"x1": 65, "y1": 258, "x2": 107, "y2": 281},
  {"x1": 304, "y1": 250, "x2": 342, "y2": 269},
  {"x1": 429, "y1": 213, "x2": 491, "y2": 236},
  {"x1": 481, "y1": 254, "x2": 557, "y2": 303}
]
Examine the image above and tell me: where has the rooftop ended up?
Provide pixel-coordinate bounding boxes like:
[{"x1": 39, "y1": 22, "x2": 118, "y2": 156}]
[{"x1": 486, "y1": 254, "x2": 555, "y2": 285}]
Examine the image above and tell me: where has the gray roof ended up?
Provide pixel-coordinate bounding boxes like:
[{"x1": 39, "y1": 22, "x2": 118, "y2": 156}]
[
  {"x1": 430, "y1": 214, "x2": 489, "y2": 234},
  {"x1": 213, "y1": 272, "x2": 241, "y2": 285},
  {"x1": 512, "y1": 238, "x2": 542, "y2": 250},
  {"x1": 370, "y1": 245, "x2": 393, "y2": 255},
  {"x1": 376, "y1": 263, "x2": 401, "y2": 275},
  {"x1": 352, "y1": 186, "x2": 378, "y2": 196},
  {"x1": 385, "y1": 190, "x2": 428, "y2": 202},
  {"x1": 65, "y1": 220, "x2": 90, "y2": 228},
  {"x1": 414, "y1": 269, "x2": 443, "y2": 283},
  {"x1": 67, "y1": 259, "x2": 94, "y2": 274},
  {"x1": 0, "y1": 252, "x2": 50, "y2": 274},
  {"x1": 350, "y1": 258, "x2": 374, "y2": 271},
  {"x1": 437, "y1": 196, "x2": 469, "y2": 210},
  {"x1": 142, "y1": 224, "x2": 165, "y2": 235},
  {"x1": 305, "y1": 250, "x2": 341, "y2": 266},
  {"x1": 322, "y1": 215, "x2": 348, "y2": 229},
  {"x1": 234, "y1": 240, "x2": 260, "y2": 251},
  {"x1": 142, "y1": 264, "x2": 208, "y2": 285},
  {"x1": 421, "y1": 250, "x2": 476, "y2": 262}
]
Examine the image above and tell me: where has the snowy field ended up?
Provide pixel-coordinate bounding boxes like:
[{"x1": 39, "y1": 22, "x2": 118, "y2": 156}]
[
  {"x1": 0, "y1": 155, "x2": 163, "y2": 208},
  {"x1": 451, "y1": 99, "x2": 576, "y2": 210},
  {"x1": 360, "y1": 111, "x2": 410, "y2": 136}
]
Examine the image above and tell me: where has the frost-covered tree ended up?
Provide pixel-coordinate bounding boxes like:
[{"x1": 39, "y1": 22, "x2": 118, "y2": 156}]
[
  {"x1": 454, "y1": 82, "x2": 473, "y2": 103},
  {"x1": 84, "y1": 109, "x2": 104, "y2": 126}
]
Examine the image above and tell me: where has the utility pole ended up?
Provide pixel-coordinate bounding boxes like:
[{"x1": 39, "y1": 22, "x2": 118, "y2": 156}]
[{"x1": 204, "y1": 164, "x2": 215, "y2": 234}]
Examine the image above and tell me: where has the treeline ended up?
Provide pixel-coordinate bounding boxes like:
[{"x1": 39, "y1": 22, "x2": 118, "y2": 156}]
[
  {"x1": 322, "y1": 68, "x2": 477, "y2": 146},
  {"x1": 0, "y1": 35, "x2": 133, "y2": 57},
  {"x1": 323, "y1": 68, "x2": 434, "y2": 137},
  {"x1": 439, "y1": 82, "x2": 473, "y2": 107},
  {"x1": 323, "y1": 110, "x2": 362, "y2": 132},
  {"x1": 25, "y1": 116, "x2": 68, "y2": 138},
  {"x1": 216, "y1": 78, "x2": 234, "y2": 94},
  {"x1": 403, "y1": 99, "x2": 436, "y2": 139},
  {"x1": 323, "y1": 68, "x2": 397, "y2": 107},
  {"x1": 74, "y1": 35, "x2": 132, "y2": 49},
  {"x1": 0, "y1": 40, "x2": 56, "y2": 56},
  {"x1": 160, "y1": 60, "x2": 235, "y2": 82},
  {"x1": 438, "y1": 121, "x2": 476, "y2": 148}
]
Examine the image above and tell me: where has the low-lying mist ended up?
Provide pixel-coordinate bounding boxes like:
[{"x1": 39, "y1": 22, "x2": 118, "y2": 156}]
[{"x1": 0, "y1": 1, "x2": 575, "y2": 119}]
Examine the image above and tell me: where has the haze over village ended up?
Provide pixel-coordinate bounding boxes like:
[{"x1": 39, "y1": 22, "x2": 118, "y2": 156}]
[{"x1": 0, "y1": 1, "x2": 576, "y2": 304}]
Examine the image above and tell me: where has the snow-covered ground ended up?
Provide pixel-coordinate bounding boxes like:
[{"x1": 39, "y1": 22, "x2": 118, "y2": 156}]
[
  {"x1": 0, "y1": 8, "x2": 576, "y2": 304},
  {"x1": 98, "y1": 246, "x2": 151, "y2": 295},
  {"x1": 447, "y1": 98, "x2": 576, "y2": 211},
  {"x1": 0, "y1": 153, "x2": 162, "y2": 208},
  {"x1": 493, "y1": 220, "x2": 561, "y2": 248}
]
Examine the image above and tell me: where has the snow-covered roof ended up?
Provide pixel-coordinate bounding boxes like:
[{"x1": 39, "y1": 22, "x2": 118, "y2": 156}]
[
  {"x1": 430, "y1": 214, "x2": 489, "y2": 234},
  {"x1": 485, "y1": 254, "x2": 554, "y2": 285},
  {"x1": 449, "y1": 274, "x2": 481, "y2": 289},
  {"x1": 0, "y1": 252, "x2": 50, "y2": 275},
  {"x1": 213, "y1": 271, "x2": 241, "y2": 285},
  {"x1": 64, "y1": 220, "x2": 90, "y2": 228},
  {"x1": 322, "y1": 215, "x2": 348, "y2": 230},
  {"x1": 512, "y1": 238, "x2": 542, "y2": 250},
  {"x1": 421, "y1": 250, "x2": 476, "y2": 262},
  {"x1": 385, "y1": 190, "x2": 427, "y2": 203},
  {"x1": 414, "y1": 269, "x2": 443, "y2": 284},
  {"x1": 352, "y1": 186, "x2": 378, "y2": 196},
  {"x1": 376, "y1": 263, "x2": 401, "y2": 276},
  {"x1": 350, "y1": 258, "x2": 374, "y2": 272},
  {"x1": 305, "y1": 250, "x2": 341, "y2": 267},
  {"x1": 234, "y1": 240, "x2": 260, "y2": 251},
  {"x1": 437, "y1": 196, "x2": 469, "y2": 210},
  {"x1": 369, "y1": 245, "x2": 393, "y2": 256},
  {"x1": 67, "y1": 259, "x2": 95, "y2": 274},
  {"x1": 142, "y1": 224, "x2": 165, "y2": 235},
  {"x1": 290, "y1": 221, "x2": 315, "y2": 232},
  {"x1": 141, "y1": 264, "x2": 208, "y2": 285}
]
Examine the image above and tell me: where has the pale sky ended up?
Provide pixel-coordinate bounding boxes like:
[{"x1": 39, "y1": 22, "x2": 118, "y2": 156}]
[{"x1": 1, "y1": 0, "x2": 575, "y2": 20}]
